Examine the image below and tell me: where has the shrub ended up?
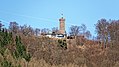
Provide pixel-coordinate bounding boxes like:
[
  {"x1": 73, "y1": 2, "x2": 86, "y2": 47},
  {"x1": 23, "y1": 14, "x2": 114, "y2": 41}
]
[
  {"x1": 58, "y1": 39, "x2": 67, "y2": 49},
  {"x1": 1, "y1": 60, "x2": 13, "y2": 67}
]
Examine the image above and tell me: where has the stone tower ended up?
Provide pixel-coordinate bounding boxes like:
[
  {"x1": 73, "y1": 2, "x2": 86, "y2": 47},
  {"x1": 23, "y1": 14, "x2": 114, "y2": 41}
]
[{"x1": 59, "y1": 17, "x2": 65, "y2": 34}]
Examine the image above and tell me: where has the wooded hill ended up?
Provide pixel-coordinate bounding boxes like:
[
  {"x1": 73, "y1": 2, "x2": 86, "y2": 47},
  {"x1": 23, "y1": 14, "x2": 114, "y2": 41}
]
[{"x1": 0, "y1": 19, "x2": 119, "y2": 67}]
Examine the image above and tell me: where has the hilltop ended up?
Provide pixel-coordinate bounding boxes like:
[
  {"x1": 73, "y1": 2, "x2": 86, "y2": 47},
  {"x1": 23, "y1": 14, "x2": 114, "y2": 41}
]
[{"x1": 0, "y1": 18, "x2": 119, "y2": 67}]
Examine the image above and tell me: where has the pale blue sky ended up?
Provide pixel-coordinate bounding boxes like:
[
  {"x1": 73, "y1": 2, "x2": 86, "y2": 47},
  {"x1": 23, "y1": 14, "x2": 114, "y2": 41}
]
[{"x1": 0, "y1": 0, "x2": 119, "y2": 36}]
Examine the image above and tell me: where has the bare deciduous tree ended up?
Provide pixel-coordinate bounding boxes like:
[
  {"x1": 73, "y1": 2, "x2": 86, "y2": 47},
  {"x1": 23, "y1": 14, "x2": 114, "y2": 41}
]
[
  {"x1": 95, "y1": 19, "x2": 109, "y2": 48},
  {"x1": 35, "y1": 28, "x2": 40, "y2": 36},
  {"x1": 80, "y1": 24, "x2": 87, "y2": 34},
  {"x1": 0, "y1": 21, "x2": 4, "y2": 31},
  {"x1": 85, "y1": 30, "x2": 92, "y2": 39},
  {"x1": 69, "y1": 25, "x2": 80, "y2": 36},
  {"x1": 108, "y1": 20, "x2": 119, "y2": 45},
  {"x1": 41, "y1": 28, "x2": 50, "y2": 35},
  {"x1": 52, "y1": 27, "x2": 58, "y2": 34},
  {"x1": 20, "y1": 25, "x2": 34, "y2": 36},
  {"x1": 9, "y1": 22, "x2": 19, "y2": 33}
]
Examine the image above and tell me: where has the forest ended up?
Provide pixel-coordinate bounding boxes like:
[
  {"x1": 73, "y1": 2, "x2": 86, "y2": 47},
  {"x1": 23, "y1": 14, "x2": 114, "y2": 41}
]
[{"x1": 0, "y1": 18, "x2": 119, "y2": 67}]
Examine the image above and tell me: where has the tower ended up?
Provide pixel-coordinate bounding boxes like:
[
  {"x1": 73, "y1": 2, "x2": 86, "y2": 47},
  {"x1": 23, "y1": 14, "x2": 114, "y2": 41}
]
[{"x1": 59, "y1": 16, "x2": 65, "y2": 34}]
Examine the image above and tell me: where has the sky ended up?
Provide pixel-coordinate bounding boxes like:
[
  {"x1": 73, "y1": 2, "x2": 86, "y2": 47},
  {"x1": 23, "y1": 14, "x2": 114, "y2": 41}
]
[{"x1": 0, "y1": 0, "x2": 119, "y2": 36}]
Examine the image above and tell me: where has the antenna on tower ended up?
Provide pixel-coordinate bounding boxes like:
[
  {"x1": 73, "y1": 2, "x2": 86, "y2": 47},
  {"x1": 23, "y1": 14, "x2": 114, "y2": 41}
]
[
  {"x1": 61, "y1": 13, "x2": 63, "y2": 18},
  {"x1": 61, "y1": 13, "x2": 63, "y2": 16}
]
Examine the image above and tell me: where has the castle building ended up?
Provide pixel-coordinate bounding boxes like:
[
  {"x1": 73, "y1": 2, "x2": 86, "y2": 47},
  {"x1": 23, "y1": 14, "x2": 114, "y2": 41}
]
[{"x1": 43, "y1": 16, "x2": 66, "y2": 39}]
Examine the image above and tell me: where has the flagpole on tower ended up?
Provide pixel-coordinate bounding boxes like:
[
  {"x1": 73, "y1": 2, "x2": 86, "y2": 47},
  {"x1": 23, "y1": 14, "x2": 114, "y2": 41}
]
[{"x1": 61, "y1": 13, "x2": 63, "y2": 17}]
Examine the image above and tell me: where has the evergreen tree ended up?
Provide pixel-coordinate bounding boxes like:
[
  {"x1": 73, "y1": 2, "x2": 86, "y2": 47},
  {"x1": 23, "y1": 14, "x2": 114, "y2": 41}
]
[{"x1": 14, "y1": 36, "x2": 31, "y2": 62}]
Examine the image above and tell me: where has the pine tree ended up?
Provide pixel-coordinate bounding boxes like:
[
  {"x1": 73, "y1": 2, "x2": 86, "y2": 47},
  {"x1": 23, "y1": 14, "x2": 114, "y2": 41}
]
[{"x1": 14, "y1": 36, "x2": 31, "y2": 63}]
